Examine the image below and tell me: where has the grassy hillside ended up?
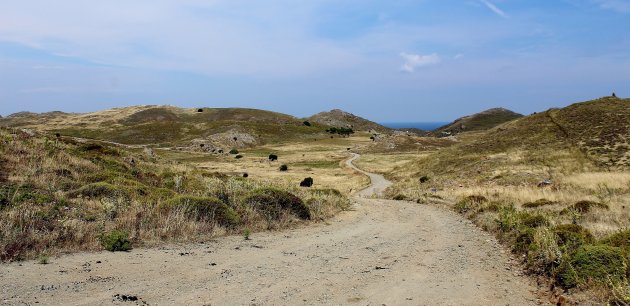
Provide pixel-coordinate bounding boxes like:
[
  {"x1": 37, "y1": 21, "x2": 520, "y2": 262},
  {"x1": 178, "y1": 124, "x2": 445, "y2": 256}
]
[
  {"x1": 0, "y1": 127, "x2": 349, "y2": 261},
  {"x1": 434, "y1": 107, "x2": 523, "y2": 135},
  {"x1": 380, "y1": 97, "x2": 630, "y2": 303},
  {"x1": 307, "y1": 109, "x2": 391, "y2": 133},
  {"x1": 0, "y1": 106, "x2": 330, "y2": 147}
]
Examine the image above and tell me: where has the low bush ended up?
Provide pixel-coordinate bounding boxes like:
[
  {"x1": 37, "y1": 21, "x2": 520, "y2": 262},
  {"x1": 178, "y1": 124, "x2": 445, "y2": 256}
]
[
  {"x1": 243, "y1": 188, "x2": 310, "y2": 220},
  {"x1": 162, "y1": 196, "x2": 240, "y2": 226},
  {"x1": 229, "y1": 149, "x2": 239, "y2": 155},
  {"x1": 100, "y1": 230, "x2": 132, "y2": 252},
  {"x1": 556, "y1": 245, "x2": 627, "y2": 288},
  {"x1": 553, "y1": 224, "x2": 594, "y2": 253},
  {"x1": 600, "y1": 229, "x2": 630, "y2": 249},
  {"x1": 300, "y1": 177, "x2": 314, "y2": 188},
  {"x1": 279, "y1": 164, "x2": 288, "y2": 171},
  {"x1": 521, "y1": 214, "x2": 549, "y2": 228},
  {"x1": 522, "y1": 199, "x2": 558, "y2": 208},
  {"x1": 419, "y1": 175, "x2": 430, "y2": 183},
  {"x1": 303, "y1": 121, "x2": 311, "y2": 126},
  {"x1": 393, "y1": 194, "x2": 407, "y2": 201},
  {"x1": 571, "y1": 200, "x2": 609, "y2": 213},
  {"x1": 235, "y1": 154, "x2": 243, "y2": 159},
  {"x1": 268, "y1": 154, "x2": 278, "y2": 161}
]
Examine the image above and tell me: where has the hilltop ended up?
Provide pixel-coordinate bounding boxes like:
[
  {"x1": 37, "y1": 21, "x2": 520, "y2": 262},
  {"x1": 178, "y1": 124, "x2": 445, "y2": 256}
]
[
  {"x1": 0, "y1": 106, "x2": 329, "y2": 149},
  {"x1": 307, "y1": 109, "x2": 390, "y2": 133},
  {"x1": 465, "y1": 96, "x2": 630, "y2": 168},
  {"x1": 434, "y1": 107, "x2": 523, "y2": 136}
]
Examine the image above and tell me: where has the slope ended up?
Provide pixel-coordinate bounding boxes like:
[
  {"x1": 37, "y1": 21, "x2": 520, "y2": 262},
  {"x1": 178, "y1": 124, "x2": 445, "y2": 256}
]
[{"x1": 434, "y1": 107, "x2": 523, "y2": 135}]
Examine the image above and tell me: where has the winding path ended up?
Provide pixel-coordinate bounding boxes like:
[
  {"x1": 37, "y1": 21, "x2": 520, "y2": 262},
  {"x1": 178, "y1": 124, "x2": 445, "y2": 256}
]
[{"x1": 0, "y1": 154, "x2": 543, "y2": 305}]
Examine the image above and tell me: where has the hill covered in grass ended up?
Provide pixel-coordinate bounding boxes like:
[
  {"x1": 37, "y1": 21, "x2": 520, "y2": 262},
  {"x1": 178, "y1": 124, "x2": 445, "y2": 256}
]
[
  {"x1": 0, "y1": 127, "x2": 349, "y2": 261},
  {"x1": 307, "y1": 109, "x2": 390, "y2": 133},
  {"x1": 434, "y1": 107, "x2": 523, "y2": 136},
  {"x1": 0, "y1": 106, "x2": 329, "y2": 148},
  {"x1": 381, "y1": 96, "x2": 630, "y2": 303}
]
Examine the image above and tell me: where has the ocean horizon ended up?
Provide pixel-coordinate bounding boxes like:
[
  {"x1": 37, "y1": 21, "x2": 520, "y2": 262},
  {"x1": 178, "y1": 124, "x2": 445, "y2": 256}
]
[{"x1": 379, "y1": 122, "x2": 448, "y2": 131}]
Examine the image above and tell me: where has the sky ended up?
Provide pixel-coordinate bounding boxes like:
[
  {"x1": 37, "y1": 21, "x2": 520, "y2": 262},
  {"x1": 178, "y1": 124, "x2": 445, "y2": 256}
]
[{"x1": 0, "y1": 0, "x2": 629, "y2": 122}]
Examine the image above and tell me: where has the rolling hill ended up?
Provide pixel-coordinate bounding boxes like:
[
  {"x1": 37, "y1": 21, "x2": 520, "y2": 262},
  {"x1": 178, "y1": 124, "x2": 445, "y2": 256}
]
[
  {"x1": 307, "y1": 109, "x2": 390, "y2": 133},
  {"x1": 0, "y1": 106, "x2": 329, "y2": 149},
  {"x1": 434, "y1": 108, "x2": 523, "y2": 136}
]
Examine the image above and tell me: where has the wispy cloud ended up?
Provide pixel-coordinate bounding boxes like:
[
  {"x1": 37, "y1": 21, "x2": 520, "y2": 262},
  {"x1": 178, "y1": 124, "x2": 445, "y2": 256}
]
[
  {"x1": 480, "y1": 0, "x2": 509, "y2": 18},
  {"x1": 594, "y1": 0, "x2": 630, "y2": 12},
  {"x1": 400, "y1": 53, "x2": 441, "y2": 72}
]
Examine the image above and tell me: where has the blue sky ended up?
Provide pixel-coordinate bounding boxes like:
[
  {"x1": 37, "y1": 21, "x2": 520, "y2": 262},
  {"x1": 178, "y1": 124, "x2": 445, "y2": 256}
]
[{"x1": 0, "y1": 0, "x2": 629, "y2": 121}]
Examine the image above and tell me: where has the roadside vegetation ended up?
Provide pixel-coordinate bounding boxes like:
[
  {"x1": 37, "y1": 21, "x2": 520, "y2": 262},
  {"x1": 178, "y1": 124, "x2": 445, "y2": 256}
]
[
  {"x1": 0, "y1": 127, "x2": 350, "y2": 261},
  {"x1": 381, "y1": 97, "x2": 630, "y2": 303}
]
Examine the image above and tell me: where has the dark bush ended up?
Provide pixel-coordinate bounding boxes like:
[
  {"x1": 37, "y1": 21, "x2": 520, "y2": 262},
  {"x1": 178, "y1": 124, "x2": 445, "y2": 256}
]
[
  {"x1": 512, "y1": 228, "x2": 536, "y2": 254},
  {"x1": 197, "y1": 108, "x2": 204, "y2": 112},
  {"x1": 571, "y1": 200, "x2": 608, "y2": 213},
  {"x1": 243, "y1": 173, "x2": 249, "y2": 178},
  {"x1": 303, "y1": 121, "x2": 311, "y2": 126},
  {"x1": 162, "y1": 196, "x2": 240, "y2": 226},
  {"x1": 556, "y1": 245, "x2": 627, "y2": 288},
  {"x1": 300, "y1": 177, "x2": 314, "y2": 188},
  {"x1": 553, "y1": 224, "x2": 594, "y2": 253},
  {"x1": 268, "y1": 154, "x2": 278, "y2": 161},
  {"x1": 309, "y1": 188, "x2": 342, "y2": 196},
  {"x1": 520, "y1": 214, "x2": 549, "y2": 228},
  {"x1": 235, "y1": 154, "x2": 243, "y2": 159},
  {"x1": 242, "y1": 188, "x2": 310, "y2": 220},
  {"x1": 600, "y1": 229, "x2": 630, "y2": 248},
  {"x1": 279, "y1": 164, "x2": 288, "y2": 171},
  {"x1": 393, "y1": 194, "x2": 407, "y2": 201},
  {"x1": 419, "y1": 176, "x2": 430, "y2": 183},
  {"x1": 229, "y1": 149, "x2": 239, "y2": 154},
  {"x1": 522, "y1": 199, "x2": 558, "y2": 208},
  {"x1": 100, "y1": 230, "x2": 131, "y2": 252}
]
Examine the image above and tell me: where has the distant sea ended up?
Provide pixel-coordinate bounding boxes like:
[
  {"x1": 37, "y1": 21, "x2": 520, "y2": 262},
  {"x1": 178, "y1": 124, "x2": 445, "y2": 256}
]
[{"x1": 379, "y1": 122, "x2": 449, "y2": 131}]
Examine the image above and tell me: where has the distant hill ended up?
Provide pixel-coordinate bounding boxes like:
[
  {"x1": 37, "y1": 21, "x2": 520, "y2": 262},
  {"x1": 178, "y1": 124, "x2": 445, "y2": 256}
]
[
  {"x1": 307, "y1": 109, "x2": 390, "y2": 133},
  {"x1": 465, "y1": 96, "x2": 630, "y2": 168},
  {"x1": 0, "y1": 106, "x2": 329, "y2": 148},
  {"x1": 434, "y1": 108, "x2": 523, "y2": 135}
]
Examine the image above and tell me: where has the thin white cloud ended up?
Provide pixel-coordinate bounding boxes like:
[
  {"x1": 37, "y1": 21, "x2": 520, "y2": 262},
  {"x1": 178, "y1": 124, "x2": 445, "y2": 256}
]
[
  {"x1": 454, "y1": 54, "x2": 464, "y2": 60},
  {"x1": 400, "y1": 53, "x2": 441, "y2": 72},
  {"x1": 594, "y1": 0, "x2": 630, "y2": 12},
  {"x1": 480, "y1": 0, "x2": 509, "y2": 18}
]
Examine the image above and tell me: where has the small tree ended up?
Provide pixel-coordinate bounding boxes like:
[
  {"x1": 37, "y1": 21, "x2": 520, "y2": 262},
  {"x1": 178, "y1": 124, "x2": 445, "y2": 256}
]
[
  {"x1": 229, "y1": 148, "x2": 239, "y2": 154},
  {"x1": 300, "y1": 177, "x2": 314, "y2": 187},
  {"x1": 303, "y1": 121, "x2": 311, "y2": 126},
  {"x1": 279, "y1": 164, "x2": 288, "y2": 171},
  {"x1": 268, "y1": 154, "x2": 278, "y2": 161}
]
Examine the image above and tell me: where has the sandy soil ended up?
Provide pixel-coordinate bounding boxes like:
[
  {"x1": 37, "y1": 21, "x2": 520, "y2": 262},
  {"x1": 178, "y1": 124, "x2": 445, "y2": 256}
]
[{"x1": 0, "y1": 155, "x2": 544, "y2": 305}]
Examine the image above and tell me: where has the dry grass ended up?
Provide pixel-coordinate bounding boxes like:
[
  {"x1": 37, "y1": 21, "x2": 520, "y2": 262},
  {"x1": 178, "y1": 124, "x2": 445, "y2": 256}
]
[{"x1": 0, "y1": 128, "x2": 353, "y2": 261}]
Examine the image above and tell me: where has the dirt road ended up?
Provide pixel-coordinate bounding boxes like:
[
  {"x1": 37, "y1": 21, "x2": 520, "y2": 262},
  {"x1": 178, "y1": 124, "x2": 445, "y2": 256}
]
[{"x1": 0, "y1": 155, "x2": 543, "y2": 305}]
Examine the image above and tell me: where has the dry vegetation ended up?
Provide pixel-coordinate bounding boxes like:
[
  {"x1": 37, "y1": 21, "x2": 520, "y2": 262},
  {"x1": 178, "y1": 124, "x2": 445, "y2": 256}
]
[
  {"x1": 0, "y1": 127, "x2": 353, "y2": 261},
  {"x1": 376, "y1": 97, "x2": 630, "y2": 304}
]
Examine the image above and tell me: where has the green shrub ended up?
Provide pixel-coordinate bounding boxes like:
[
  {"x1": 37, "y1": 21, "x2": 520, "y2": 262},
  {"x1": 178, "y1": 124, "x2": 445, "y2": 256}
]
[
  {"x1": 454, "y1": 195, "x2": 486, "y2": 214},
  {"x1": 556, "y1": 245, "x2": 628, "y2": 288},
  {"x1": 67, "y1": 182, "x2": 127, "y2": 198},
  {"x1": 512, "y1": 228, "x2": 536, "y2": 254},
  {"x1": 303, "y1": 121, "x2": 311, "y2": 126},
  {"x1": 229, "y1": 149, "x2": 239, "y2": 154},
  {"x1": 162, "y1": 196, "x2": 240, "y2": 226},
  {"x1": 279, "y1": 164, "x2": 288, "y2": 171},
  {"x1": 242, "y1": 188, "x2": 310, "y2": 220},
  {"x1": 100, "y1": 230, "x2": 132, "y2": 252},
  {"x1": 571, "y1": 200, "x2": 609, "y2": 213},
  {"x1": 521, "y1": 214, "x2": 549, "y2": 228},
  {"x1": 600, "y1": 229, "x2": 630, "y2": 249},
  {"x1": 553, "y1": 224, "x2": 594, "y2": 253}
]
